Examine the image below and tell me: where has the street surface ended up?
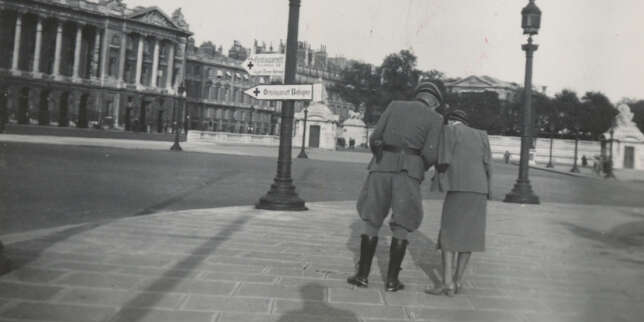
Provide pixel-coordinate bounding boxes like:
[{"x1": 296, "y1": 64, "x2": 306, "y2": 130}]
[{"x1": 2, "y1": 141, "x2": 644, "y2": 234}]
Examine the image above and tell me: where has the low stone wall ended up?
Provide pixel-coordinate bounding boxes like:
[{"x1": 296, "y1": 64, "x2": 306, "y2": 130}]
[
  {"x1": 187, "y1": 130, "x2": 602, "y2": 166},
  {"x1": 187, "y1": 130, "x2": 281, "y2": 146},
  {"x1": 489, "y1": 135, "x2": 600, "y2": 166}
]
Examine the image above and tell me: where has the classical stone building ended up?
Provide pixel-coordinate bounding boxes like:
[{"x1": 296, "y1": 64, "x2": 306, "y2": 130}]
[
  {"x1": 445, "y1": 75, "x2": 521, "y2": 101},
  {"x1": 0, "y1": 0, "x2": 191, "y2": 132},
  {"x1": 252, "y1": 39, "x2": 355, "y2": 123},
  {"x1": 445, "y1": 75, "x2": 548, "y2": 101},
  {"x1": 184, "y1": 40, "x2": 278, "y2": 135}
]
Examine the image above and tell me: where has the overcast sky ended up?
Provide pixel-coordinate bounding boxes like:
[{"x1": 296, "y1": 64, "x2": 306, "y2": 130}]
[{"x1": 126, "y1": 0, "x2": 644, "y2": 102}]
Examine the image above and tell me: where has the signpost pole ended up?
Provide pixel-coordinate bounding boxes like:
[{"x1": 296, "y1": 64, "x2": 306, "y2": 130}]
[{"x1": 256, "y1": 0, "x2": 306, "y2": 211}]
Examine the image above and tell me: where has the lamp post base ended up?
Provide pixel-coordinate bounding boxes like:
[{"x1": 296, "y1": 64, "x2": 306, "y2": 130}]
[
  {"x1": 256, "y1": 182, "x2": 307, "y2": 211},
  {"x1": 170, "y1": 141, "x2": 182, "y2": 151},
  {"x1": 570, "y1": 165, "x2": 580, "y2": 173},
  {"x1": 297, "y1": 150, "x2": 308, "y2": 159},
  {"x1": 546, "y1": 161, "x2": 554, "y2": 168},
  {"x1": 504, "y1": 181, "x2": 540, "y2": 204}
]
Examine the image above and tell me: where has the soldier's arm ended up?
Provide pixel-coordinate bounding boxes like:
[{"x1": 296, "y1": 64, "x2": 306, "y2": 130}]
[
  {"x1": 421, "y1": 115, "x2": 444, "y2": 169},
  {"x1": 369, "y1": 103, "x2": 392, "y2": 147},
  {"x1": 482, "y1": 131, "x2": 493, "y2": 199}
]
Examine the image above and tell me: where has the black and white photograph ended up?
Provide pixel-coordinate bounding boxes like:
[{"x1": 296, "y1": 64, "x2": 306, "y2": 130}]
[{"x1": 0, "y1": 0, "x2": 643, "y2": 321}]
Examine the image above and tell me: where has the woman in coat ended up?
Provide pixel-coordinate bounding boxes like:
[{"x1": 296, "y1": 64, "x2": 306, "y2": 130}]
[{"x1": 426, "y1": 109, "x2": 492, "y2": 296}]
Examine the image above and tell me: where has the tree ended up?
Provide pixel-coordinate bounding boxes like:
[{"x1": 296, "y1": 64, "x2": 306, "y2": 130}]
[
  {"x1": 552, "y1": 89, "x2": 582, "y2": 139},
  {"x1": 380, "y1": 49, "x2": 419, "y2": 102},
  {"x1": 445, "y1": 91, "x2": 503, "y2": 133},
  {"x1": 328, "y1": 50, "x2": 446, "y2": 125},
  {"x1": 579, "y1": 92, "x2": 617, "y2": 140}
]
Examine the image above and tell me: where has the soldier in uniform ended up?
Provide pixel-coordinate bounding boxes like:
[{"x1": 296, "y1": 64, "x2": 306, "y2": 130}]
[{"x1": 348, "y1": 81, "x2": 444, "y2": 292}]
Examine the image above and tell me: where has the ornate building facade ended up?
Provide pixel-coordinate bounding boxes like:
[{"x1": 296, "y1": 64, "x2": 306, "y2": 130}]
[
  {"x1": 0, "y1": 0, "x2": 357, "y2": 138},
  {"x1": 184, "y1": 41, "x2": 278, "y2": 135},
  {"x1": 0, "y1": 0, "x2": 191, "y2": 132}
]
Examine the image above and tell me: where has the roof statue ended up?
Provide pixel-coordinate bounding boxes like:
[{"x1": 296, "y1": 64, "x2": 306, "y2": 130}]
[
  {"x1": 100, "y1": 0, "x2": 126, "y2": 12},
  {"x1": 616, "y1": 103, "x2": 636, "y2": 128},
  {"x1": 348, "y1": 110, "x2": 363, "y2": 119},
  {"x1": 171, "y1": 8, "x2": 190, "y2": 31}
]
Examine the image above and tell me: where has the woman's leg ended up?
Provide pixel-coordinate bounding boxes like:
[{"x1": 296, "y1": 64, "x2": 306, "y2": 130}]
[
  {"x1": 442, "y1": 250, "x2": 455, "y2": 289},
  {"x1": 426, "y1": 249, "x2": 455, "y2": 296},
  {"x1": 454, "y1": 251, "x2": 471, "y2": 293}
]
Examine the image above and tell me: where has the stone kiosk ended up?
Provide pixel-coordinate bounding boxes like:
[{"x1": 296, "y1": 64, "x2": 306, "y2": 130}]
[
  {"x1": 606, "y1": 104, "x2": 644, "y2": 170},
  {"x1": 294, "y1": 101, "x2": 339, "y2": 150}
]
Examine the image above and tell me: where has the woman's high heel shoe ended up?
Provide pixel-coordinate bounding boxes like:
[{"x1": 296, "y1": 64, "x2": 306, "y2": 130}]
[
  {"x1": 425, "y1": 284, "x2": 455, "y2": 297},
  {"x1": 454, "y1": 281, "x2": 463, "y2": 294}
]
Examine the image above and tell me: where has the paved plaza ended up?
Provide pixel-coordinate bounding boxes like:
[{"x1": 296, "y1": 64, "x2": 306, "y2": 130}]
[{"x1": 1, "y1": 200, "x2": 643, "y2": 322}]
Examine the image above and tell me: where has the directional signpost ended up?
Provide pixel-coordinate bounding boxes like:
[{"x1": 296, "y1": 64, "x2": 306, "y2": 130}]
[
  {"x1": 242, "y1": 53, "x2": 285, "y2": 77},
  {"x1": 244, "y1": 84, "x2": 313, "y2": 101}
]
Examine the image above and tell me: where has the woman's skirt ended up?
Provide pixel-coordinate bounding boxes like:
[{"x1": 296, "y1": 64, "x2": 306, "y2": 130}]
[{"x1": 437, "y1": 191, "x2": 487, "y2": 252}]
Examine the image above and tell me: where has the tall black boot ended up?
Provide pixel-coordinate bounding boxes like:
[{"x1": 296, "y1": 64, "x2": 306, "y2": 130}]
[
  {"x1": 347, "y1": 234, "x2": 378, "y2": 287},
  {"x1": 385, "y1": 237, "x2": 408, "y2": 292}
]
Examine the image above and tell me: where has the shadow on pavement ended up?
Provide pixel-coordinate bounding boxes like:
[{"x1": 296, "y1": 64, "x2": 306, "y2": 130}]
[
  {"x1": 110, "y1": 215, "x2": 251, "y2": 322},
  {"x1": 1, "y1": 222, "x2": 104, "y2": 275},
  {"x1": 276, "y1": 283, "x2": 360, "y2": 322},
  {"x1": 408, "y1": 230, "x2": 442, "y2": 286},
  {"x1": 560, "y1": 221, "x2": 644, "y2": 249}
]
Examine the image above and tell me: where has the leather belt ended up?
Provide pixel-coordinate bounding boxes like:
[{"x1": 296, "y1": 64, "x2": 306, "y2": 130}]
[{"x1": 382, "y1": 144, "x2": 421, "y2": 156}]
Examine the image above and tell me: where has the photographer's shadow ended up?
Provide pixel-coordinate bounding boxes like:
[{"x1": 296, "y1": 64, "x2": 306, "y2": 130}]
[{"x1": 276, "y1": 283, "x2": 359, "y2": 322}]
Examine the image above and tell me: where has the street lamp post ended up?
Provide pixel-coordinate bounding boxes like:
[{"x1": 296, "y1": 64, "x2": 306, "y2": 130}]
[
  {"x1": 249, "y1": 105, "x2": 255, "y2": 134},
  {"x1": 171, "y1": 82, "x2": 185, "y2": 151},
  {"x1": 570, "y1": 127, "x2": 580, "y2": 173},
  {"x1": 297, "y1": 106, "x2": 309, "y2": 159},
  {"x1": 256, "y1": 0, "x2": 306, "y2": 211},
  {"x1": 606, "y1": 128, "x2": 615, "y2": 178},
  {"x1": 546, "y1": 123, "x2": 555, "y2": 168},
  {"x1": 504, "y1": 0, "x2": 541, "y2": 204}
]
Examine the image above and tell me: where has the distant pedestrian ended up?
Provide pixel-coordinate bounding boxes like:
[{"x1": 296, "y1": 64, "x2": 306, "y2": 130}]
[
  {"x1": 426, "y1": 110, "x2": 492, "y2": 297},
  {"x1": 349, "y1": 81, "x2": 443, "y2": 292},
  {"x1": 581, "y1": 155, "x2": 588, "y2": 167},
  {"x1": 504, "y1": 150, "x2": 511, "y2": 164}
]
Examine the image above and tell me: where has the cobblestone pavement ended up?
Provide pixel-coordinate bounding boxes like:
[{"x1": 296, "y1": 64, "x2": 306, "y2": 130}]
[{"x1": 1, "y1": 200, "x2": 643, "y2": 322}]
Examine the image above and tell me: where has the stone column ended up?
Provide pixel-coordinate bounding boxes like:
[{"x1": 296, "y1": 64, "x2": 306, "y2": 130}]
[
  {"x1": 99, "y1": 22, "x2": 109, "y2": 82},
  {"x1": 118, "y1": 32, "x2": 127, "y2": 81},
  {"x1": 72, "y1": 23, "x2": 84, "y2": 78},
  {"x1": 33, "y1": 16, "x2": 43, "y2": 73},
  {"x1": 135, "y1": 35, "x2": 144, "y2": 86},
  {"x1": 91, "y1": 28, "x2": 101, "y2": 78},
  {"x1": 166, "y1": 42, "x2": 175, "y2": 89},
  {"x1": 11, "y1": 12, "x2": 23, "y2": 71},
  {"x1": 53, "y1": 20, "x2": 63, "y2": 76},
  {"x1": 150, "y1": 38, "x2": 159, "y2": 87}
]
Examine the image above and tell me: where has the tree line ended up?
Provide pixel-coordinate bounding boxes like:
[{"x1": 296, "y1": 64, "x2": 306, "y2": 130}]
[{"x1": 329, "y1": 50, "x2": 643, "y2": 141}]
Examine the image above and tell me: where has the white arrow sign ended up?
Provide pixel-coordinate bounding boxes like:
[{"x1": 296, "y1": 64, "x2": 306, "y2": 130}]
[
  {"x1": 242, "y1": 53, "x2": 285, "y2": 76},
  {"x1": 244, "y1": 84, "x2": 313, "y2": 101}
]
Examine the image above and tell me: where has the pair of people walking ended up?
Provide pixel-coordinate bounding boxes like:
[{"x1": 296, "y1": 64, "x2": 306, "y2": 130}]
[{"x1": 347, "y1": 81, "x2": 492, "y2": 296}]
